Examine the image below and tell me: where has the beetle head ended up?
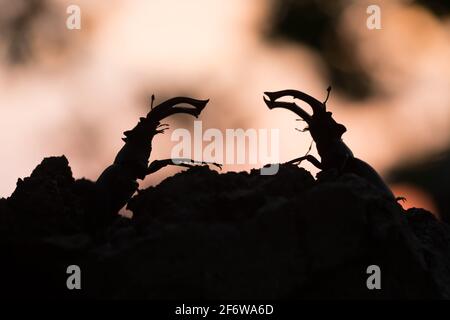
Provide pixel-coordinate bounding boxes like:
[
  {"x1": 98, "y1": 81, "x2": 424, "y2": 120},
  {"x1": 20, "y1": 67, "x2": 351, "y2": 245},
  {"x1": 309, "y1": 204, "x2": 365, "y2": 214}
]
[{"x1": 263, "y1": 87, "x2": 347, "y2": 141}]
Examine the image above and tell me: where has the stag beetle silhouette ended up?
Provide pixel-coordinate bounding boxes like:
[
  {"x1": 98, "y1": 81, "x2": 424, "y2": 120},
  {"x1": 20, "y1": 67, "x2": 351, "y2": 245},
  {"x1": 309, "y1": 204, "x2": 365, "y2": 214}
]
[
  {"x1": 264, "y1": 87, "x2": 399, "y2": 201},
  {"x1": 94, "y1": 95, "x2": 221, "y2": 226}
]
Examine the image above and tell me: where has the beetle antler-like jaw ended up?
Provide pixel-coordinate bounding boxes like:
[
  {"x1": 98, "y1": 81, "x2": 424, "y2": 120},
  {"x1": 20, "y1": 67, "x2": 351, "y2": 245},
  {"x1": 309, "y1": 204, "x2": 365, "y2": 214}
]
[
  {"x1": 263, "y1": 95, "x2": 312, "y2": 123},
  {"x1": 264, "y1": 89, "x2": 325, "y2": 116},
  {"x1": 147, "y1": 97, "x2": 209, "y2": 123}
]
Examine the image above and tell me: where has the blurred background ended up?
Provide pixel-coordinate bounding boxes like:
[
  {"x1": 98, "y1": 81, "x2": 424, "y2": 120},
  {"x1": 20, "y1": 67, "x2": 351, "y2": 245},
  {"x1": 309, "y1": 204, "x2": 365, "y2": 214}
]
[{"x1": 0, "y1": 0, "x2": 449, "y2": 220}]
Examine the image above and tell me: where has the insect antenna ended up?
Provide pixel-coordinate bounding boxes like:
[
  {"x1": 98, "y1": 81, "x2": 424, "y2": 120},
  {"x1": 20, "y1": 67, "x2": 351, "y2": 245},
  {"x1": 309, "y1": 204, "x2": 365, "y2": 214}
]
[
  {"x1": 151, "y1": 94, "x2": 155, "y2": 110},
  {"x1": 323, "y1": 86, "x2": 332, "y2": 106}
]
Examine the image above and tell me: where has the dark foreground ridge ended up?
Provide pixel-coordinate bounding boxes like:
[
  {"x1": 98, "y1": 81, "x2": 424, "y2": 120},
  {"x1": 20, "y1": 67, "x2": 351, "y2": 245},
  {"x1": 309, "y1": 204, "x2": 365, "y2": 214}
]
[{"x1": 1, "y1": 156, "x2": 449, "y2": 299}]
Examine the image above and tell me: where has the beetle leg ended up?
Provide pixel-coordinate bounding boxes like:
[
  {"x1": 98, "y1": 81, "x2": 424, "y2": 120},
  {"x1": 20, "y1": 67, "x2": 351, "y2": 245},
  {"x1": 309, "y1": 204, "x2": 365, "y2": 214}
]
[
  {"x1": 295, "y1": 127, "x2": 309, "y2": 133},
  {"x1": 155, "y1": 123, "x2": 170, "y2": 134},
  {"x1": 286, "y1": 155, "x2": 323, "y2": 170},
  {"x1": 172, "y1": 158, "x2": 222, "y2": 170},
  {"x1": 147, "y1": 158, "x2": 222, "y2": 175}
]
